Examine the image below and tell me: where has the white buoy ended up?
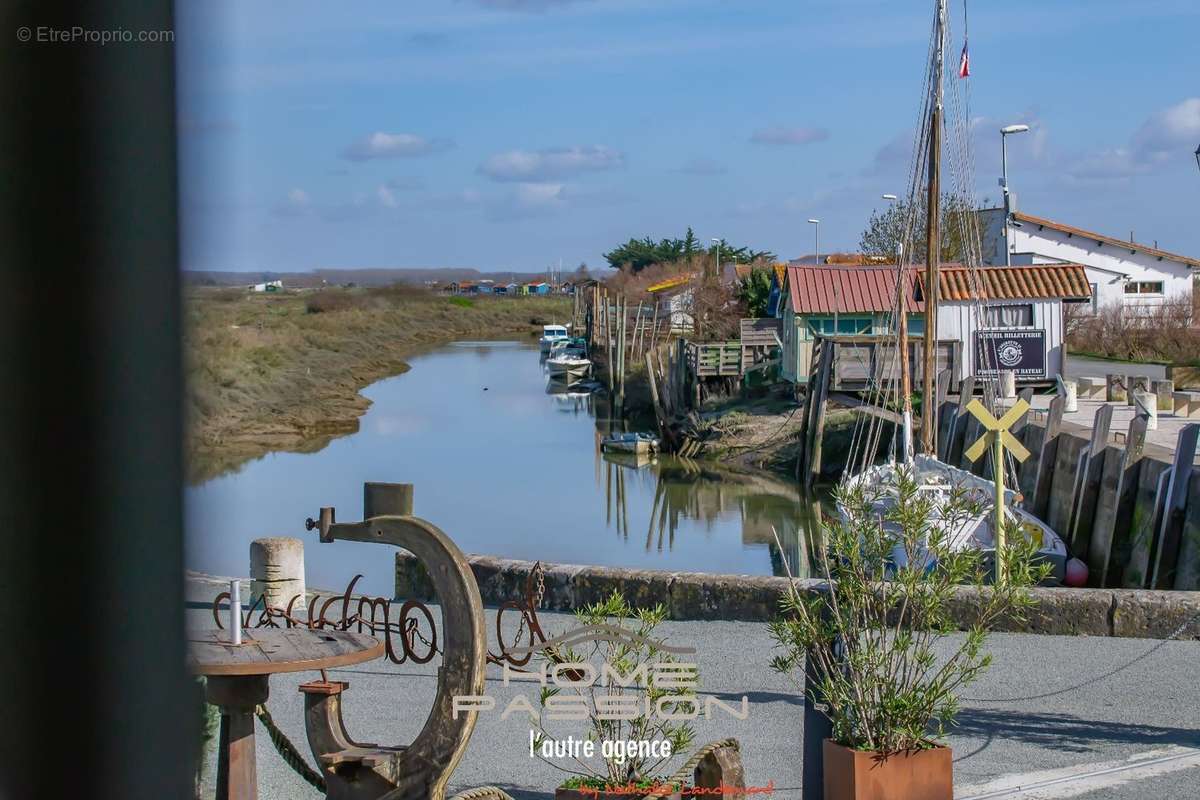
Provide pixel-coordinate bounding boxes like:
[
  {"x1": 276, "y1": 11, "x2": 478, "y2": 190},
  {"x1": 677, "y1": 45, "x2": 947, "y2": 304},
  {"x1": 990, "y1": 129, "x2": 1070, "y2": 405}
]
[{"x1": 1133, "y1": 390, "x2": 1157, "y2": 430}]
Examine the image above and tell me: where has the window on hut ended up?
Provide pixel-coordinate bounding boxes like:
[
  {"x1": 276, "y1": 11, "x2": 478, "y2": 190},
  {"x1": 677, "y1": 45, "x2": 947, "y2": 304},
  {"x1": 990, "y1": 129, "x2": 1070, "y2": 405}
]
[{"x1": 983, "y1": 304, "x2": 1034, "y2": 328}]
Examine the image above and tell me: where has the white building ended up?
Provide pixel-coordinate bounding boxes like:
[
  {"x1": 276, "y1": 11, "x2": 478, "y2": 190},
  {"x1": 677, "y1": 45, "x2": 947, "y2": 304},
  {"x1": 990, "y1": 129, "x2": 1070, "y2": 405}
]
[{"x1": 978, "y1": 208, "x2": 1199, "y2": 318}]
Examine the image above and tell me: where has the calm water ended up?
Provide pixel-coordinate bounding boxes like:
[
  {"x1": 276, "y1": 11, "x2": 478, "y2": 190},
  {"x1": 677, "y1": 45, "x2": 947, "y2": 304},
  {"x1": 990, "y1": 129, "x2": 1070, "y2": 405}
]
[{"x1": 186, "y1": 339, "x2": 815, "y2": 596}]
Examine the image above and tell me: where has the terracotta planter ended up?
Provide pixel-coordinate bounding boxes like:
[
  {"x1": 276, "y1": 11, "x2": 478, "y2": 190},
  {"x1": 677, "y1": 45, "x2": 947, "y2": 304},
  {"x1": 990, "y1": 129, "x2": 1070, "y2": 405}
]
[
  {"x1": 556, "y1": 788, "x2": 681, "y2": 800},
  {"x1": 823, "y1": 739, "x2": 952, "y2": 800}
]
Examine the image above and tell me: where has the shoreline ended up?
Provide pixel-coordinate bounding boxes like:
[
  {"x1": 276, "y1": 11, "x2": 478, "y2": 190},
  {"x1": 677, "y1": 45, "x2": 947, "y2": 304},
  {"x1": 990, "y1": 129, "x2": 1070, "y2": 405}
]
[{"x1": 186, "y1": 289, "x2": 570, "y2": 484}]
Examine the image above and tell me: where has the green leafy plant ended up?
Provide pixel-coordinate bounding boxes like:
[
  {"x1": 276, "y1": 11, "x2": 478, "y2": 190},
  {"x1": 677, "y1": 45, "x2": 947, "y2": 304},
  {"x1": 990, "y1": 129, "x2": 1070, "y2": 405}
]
[
  {"x1": 768, "y1": 467, "x2": 1050, "y2": 755},
  {"x1": 530, "y1": 591, "x2": 696, "y2": 787},
  {"x1": 736, "y1": 268, "x2": 773, "y2": 318}
]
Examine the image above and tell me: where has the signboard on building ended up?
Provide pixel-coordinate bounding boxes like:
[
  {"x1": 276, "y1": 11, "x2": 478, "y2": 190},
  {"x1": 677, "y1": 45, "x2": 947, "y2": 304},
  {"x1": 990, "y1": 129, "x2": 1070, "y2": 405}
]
[{"x1": 975, "y1": 329, "x2": 1046, "y2": 378}]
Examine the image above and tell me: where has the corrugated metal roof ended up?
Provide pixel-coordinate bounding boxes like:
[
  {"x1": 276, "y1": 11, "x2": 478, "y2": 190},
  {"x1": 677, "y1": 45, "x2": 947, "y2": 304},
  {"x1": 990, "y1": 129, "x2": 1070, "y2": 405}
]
[
  {"x1": 646, "y1": 274, "x2": 694, "y2": 293},
  {"x1": 785, "y1": 266, "x2": 921, "y2": 314},
  {"x1": 786, "y1": 263, "x2": 1092, "y2": 314}
]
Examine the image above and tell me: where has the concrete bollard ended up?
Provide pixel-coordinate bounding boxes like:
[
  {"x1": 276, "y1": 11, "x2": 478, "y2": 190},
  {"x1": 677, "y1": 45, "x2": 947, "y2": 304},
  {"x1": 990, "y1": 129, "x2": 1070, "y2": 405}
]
[
  {"x1": 1106, "y1": 374, "x2": 1127, "y2": 403},
  {"x1": 1152, "y1": 379, "x2": 1175, "y2": 412},
  {"x1": 1128, "y1": 375, "x2": 1151, "y2": 406},
  {"x1": 999, "y1": 370, "x2": 1016, "y2": 399},
  {"x1": 250, "y1": 537, "x2": 307, "y2": 611},
  {"x1": 1057, "y1": 375, "x2": 1078, "y2": 413},
  {"x1": 1133, "y1": 391, "x2": 1158, "y2": 430}
]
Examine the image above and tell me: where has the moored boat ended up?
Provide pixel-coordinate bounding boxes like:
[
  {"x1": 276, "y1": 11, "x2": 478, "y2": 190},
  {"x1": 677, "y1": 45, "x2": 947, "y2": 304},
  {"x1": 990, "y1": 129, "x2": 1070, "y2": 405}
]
[
  {"x1": 539, "y1": 324, "x2": 570, "y2": 354},
  {"x1": 600, "y1": 431, "x2": 660, "y2": 456},
  {"x1": 545, "y1": 355, "x2": 592, "y2": 382}
]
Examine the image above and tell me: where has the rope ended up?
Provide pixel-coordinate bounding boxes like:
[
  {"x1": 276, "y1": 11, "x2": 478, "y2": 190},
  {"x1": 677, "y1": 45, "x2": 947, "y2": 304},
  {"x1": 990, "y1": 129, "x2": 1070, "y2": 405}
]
[
  {"x1": 643, "y1": 738, "x2": 742, "y2": 800},
  {"x1": 254, "y1": 704, "x2": 328, "y2": 793},
  {"x1": 448, "y1": 787, "x2": 516, "y2": 800}
]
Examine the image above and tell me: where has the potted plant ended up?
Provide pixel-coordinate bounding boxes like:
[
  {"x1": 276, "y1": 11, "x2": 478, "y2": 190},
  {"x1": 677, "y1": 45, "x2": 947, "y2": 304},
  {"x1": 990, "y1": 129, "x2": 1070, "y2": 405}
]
[
  {"x1": 769, "y1": 468, "x2": 1050, "y2": 799},
  {"x1": 528, "y1": 591, "x2": 696, "y2": 800}
]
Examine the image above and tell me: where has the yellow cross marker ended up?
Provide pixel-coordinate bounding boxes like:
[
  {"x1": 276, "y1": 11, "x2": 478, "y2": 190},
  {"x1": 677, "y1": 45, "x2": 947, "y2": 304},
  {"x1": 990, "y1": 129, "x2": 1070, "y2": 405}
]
[{"x1": 963, "y1": 397, "x2": 1031, "y2": 584}]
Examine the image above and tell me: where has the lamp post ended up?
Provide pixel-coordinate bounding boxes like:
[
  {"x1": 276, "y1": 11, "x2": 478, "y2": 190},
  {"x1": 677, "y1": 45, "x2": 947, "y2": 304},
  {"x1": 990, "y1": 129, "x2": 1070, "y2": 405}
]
[
  {"x1": 1000, "y1": 124, "x2": 1030, "y2": 268},
  {"x1": 808, "y1": 218, "x2": 836, "y2": 327},
  {"x1": 710, "y1": 237, "x2": 720, "y2": 281}
]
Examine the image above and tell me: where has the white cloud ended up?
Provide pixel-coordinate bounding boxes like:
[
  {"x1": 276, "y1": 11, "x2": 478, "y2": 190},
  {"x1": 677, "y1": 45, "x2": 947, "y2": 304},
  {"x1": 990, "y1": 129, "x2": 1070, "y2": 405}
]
[
  {"x1": 477, "y1": 145, "x2": 624, "y2": 182},
  {"x1": 342, "y1": 132, "x2": 453, "y2": 161},
  {"x1": 750, "y1": 126, "x2": 830, "y2": 146},
  {"x1": 376, "y1": 185, "x2": 399, "y2": 208},
  {"x1": 1064, "y1": 98, "x2": 1200, "y2": 182}
]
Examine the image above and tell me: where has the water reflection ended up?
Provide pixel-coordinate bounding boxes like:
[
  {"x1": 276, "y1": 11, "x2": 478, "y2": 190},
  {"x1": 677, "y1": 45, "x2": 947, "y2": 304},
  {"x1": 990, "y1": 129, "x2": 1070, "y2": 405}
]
[
  {"x1": 598, "y1": 452, "x2": 821, "y2": 579},
  {"x1": 188, "y1": 338, "x2": 826, "y2": 595}
]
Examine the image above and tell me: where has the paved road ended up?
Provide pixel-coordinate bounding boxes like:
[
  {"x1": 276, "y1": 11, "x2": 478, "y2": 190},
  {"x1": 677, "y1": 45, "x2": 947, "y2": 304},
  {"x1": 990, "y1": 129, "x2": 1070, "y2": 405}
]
[{"x1": 190, "y1": 606, "x2": 1200, "y2": 799}]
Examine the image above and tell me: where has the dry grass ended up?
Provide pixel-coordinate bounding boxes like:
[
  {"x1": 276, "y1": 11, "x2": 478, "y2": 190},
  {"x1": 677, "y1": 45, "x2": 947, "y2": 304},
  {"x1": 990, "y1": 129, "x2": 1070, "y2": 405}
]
[
  {"x1": 1065, "y1": 298, "x2": 1200, "y2": 366},
  {"x1": 185, "y1": 286, "x2": 570, "y2": 482}
]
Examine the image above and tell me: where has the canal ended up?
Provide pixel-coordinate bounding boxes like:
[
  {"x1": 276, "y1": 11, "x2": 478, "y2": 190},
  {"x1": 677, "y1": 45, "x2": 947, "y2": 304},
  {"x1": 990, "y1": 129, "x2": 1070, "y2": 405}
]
[{"x1": 187, "y1": 339, "x2": 816, "y2": 596}]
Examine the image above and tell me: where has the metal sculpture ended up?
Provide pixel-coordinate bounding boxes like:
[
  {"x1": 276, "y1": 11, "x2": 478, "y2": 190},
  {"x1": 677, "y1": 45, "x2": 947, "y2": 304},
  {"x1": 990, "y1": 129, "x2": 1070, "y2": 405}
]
[{"x1": 303, "y1": 482, "x2": 485, "y2": 800}]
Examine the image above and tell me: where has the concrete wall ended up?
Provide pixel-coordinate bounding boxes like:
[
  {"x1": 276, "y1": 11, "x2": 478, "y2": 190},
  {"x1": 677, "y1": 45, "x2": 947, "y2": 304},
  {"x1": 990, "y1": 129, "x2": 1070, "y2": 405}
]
[{"x1": 394, "y1": 553, "x2": 1200, "y2": 640}]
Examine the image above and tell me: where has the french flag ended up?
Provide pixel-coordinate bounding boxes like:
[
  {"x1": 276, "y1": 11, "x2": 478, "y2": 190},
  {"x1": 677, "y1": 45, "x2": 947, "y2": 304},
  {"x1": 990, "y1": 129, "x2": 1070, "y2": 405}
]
[{"x1": 959, "y1": 39, "x2": 970, "y2": 78}]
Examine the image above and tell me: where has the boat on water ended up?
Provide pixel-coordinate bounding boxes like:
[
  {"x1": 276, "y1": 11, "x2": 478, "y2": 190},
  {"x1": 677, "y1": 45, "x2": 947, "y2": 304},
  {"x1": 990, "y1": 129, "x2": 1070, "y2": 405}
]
[
  {"x1": 842, "y1": 455, "x2": 1068, "y2": 582},
  {"x1": 539, "y1": 324, "x2": 571, "y2": 354},
  {"x1": 548, "y1": 336, "x2": 588, "y2": 359},
  {"x1": 545, "y1": 355, "x2": 592, "y2": 382},
  {"x1": 833, "y1": 0, "x2": 1070, "y2": 585},
  {"x1": 601, "y1": 431, "x2": 660, "y2": 456}
]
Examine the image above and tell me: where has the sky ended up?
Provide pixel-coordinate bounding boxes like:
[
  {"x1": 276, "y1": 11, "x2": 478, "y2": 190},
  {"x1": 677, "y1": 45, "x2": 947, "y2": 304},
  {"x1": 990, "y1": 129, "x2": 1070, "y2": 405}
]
[{"x1": 176, "y1": 0, "x2": 1200, "y2": 274}]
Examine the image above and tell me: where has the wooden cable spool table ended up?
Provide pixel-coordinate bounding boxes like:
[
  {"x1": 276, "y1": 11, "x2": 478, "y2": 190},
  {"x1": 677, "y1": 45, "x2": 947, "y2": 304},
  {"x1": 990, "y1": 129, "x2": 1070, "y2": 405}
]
[{"x1": 188, "y1": 627, "x2": 384, "y2": 800}]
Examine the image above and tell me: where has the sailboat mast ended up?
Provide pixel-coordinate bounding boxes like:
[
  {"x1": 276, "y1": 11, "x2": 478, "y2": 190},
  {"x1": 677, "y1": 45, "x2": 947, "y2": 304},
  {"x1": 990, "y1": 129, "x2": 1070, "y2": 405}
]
[
  {"x1": 896, "y1": 246, "x2": 913, "y2": 462},
  {"x1": 921, "y1": 0, "x2": 946, "y2": 455}
]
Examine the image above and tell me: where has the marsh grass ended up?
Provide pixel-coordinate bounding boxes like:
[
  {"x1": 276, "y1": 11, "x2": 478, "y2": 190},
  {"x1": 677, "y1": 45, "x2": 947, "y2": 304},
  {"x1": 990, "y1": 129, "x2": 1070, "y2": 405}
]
[{"x1": 185, "y1": 286, "x2": 569, "y2": 482}]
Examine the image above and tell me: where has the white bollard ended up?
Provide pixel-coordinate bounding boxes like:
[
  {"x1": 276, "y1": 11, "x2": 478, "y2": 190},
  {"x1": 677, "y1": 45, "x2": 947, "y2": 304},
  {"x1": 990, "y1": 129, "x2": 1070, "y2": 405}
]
[
  {"x1": 1133, "y1": 390, "x2": 1157, "y2": 430},
  {"x1": 999, "y1": 370, "x2": 1016, "y2": 399},
  {"x1": 250, "y1": 537, "x2": 307, "y2": 612},
  {"x1": 1056, "y1": 375, "x2": 1078, "y2": 413}
]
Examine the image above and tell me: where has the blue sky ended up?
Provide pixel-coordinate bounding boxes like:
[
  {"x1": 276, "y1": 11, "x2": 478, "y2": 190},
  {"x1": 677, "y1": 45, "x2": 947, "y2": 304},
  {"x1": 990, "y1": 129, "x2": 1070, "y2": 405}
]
[{"x1": 176, "y1": 0, "x2": 1200, "y2": 274}]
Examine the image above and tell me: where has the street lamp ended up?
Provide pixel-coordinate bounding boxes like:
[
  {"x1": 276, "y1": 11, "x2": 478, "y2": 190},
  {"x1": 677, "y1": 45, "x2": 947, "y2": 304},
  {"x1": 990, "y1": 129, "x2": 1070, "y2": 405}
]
[
  {"x1": 1000, "y1": 124, "x2": 1030, "y2": 268},
  {"x1": 808, "y1": 218, "x2": 836, "y2": 326},
  {"x1": 882, "y1": 194, "x2": 898, "y2": 201},
  {"x1": 1194, "y1": 142, "x2": 1200, "y2": 174},
  {"x1": 710, "y1": 237, "x2": 721, "y2": 280}
]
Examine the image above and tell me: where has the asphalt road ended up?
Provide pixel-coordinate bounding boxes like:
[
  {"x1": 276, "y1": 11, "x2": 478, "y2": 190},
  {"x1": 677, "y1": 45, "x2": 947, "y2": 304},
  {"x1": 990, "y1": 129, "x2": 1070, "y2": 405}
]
[{"x1": 190, "y1": 606, "x2": 1200, "y2": 799}]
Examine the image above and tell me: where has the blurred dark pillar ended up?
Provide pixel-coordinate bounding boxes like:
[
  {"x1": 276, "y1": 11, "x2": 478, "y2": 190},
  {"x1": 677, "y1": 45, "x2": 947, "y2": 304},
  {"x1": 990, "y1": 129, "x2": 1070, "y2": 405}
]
[{"x1": 0, "y1": 1, "x2": 191, "y2": 799}]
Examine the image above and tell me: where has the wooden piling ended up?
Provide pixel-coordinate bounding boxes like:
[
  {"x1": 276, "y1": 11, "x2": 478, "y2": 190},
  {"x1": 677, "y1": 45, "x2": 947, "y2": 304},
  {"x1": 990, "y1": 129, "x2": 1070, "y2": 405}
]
[
  {"x1": 1066, "y1": 404, "x2": 1113, "y2": 557},
  {"x1": 1028, "y1": 395, "x2": 1066, "y2": 520},
  {"x1": 1088, "y1": 415, "x2": 1148, "y2": 587},
  {"x1": 1149, "y1": 424, "x2": 1198, "y2": 588}
]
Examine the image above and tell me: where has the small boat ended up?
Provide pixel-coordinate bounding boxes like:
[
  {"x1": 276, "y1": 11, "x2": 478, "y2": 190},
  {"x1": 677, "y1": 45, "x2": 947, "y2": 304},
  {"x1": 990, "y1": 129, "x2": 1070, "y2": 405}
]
[
  {"x1": 545, "y1": 355, "x2": 592, "y2": 382},
  {"x1": 539, "y1": 324, "x2": 571, "y2": 354},
  {"x1": 601, "y1": 432, "x2": 660, "y2": 456},
  {"x1": 841, "y1": 455, "x2": 1068, "y2": 583},
  {"x1": 548, "y1": 336, "x2": 588, "y2": 359}
]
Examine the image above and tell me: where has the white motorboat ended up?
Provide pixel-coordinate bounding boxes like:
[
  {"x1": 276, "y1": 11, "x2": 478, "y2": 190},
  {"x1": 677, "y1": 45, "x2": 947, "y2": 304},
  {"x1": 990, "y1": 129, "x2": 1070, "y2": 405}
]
[
  {"x1": 539, "y1": 324, "x2": 570, "y2": 354},
  {"x1": 601, "y1": 432, "x2": 660, "y2": 456},
  {"x1": 545, "y1": 355, "x2": 591, "y2": 382},
  {"x1": 841, "y1": 455, "x2": 1068, "y2": 583}
]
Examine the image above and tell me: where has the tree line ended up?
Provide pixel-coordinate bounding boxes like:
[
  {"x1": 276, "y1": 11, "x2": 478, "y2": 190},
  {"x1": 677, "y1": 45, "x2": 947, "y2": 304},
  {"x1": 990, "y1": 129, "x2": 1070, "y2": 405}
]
[{"x1": 603, "y1": 227, "x2": 776, "y2": 273}]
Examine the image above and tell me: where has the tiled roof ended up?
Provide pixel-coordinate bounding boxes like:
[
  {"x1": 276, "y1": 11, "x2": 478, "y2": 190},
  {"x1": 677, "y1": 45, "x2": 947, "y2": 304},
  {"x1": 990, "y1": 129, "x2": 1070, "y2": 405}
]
[
  {"x1": 935, "y1": 264, "x2": 1091, "y2": 301},
  {"x1": 1012, "y1": 211, "x2": 1200, "y2": 269},
  {"x1": 785, "y1": 263, "x2": 1092, "y2": 314}
]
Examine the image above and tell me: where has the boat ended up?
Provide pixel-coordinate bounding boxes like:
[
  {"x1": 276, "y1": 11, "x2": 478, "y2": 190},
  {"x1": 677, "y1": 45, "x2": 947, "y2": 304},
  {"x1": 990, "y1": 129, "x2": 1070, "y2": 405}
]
[
  {"x1": 842, "y1": 455, "x2": 1068, "y2": 582},
  {"x1": 833, "y1": 0, "x2": 1069, "y2": 585},
  {"x1": 545, "y1": 355, "x2": 592, "y2": 382},
  {"x1": 538, "y1": 324, "x2": 571, "y2": 354},
  {"x1": 548, "y1": 336, "x2": 589, "y2": 359},
  {"x1": 601, "y1": 432, "x2": 660, "y2": 456}
]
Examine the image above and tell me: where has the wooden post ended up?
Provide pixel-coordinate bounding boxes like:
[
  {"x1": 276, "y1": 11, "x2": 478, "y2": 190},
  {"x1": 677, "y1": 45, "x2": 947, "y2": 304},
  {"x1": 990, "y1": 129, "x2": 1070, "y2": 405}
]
[
  {"x1": 1088, "y1": 415, "x2": 1148, "y2": 586},
  {"x1": 1150, "y1": 424, "x2": 1198, "y2": 588},
  {"x1": 1067, "y1": 404, "x2": 1113, "y2": 557},
  {"x1": 1030, "y1": 395, "x2": 1066, "y2": 520},
  {"x1": 964, "y1": 398, "x2": 1032, "y2": 585},
  {"x1": 806, "y1": 340, "x2": 834, "y2": 488}
]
